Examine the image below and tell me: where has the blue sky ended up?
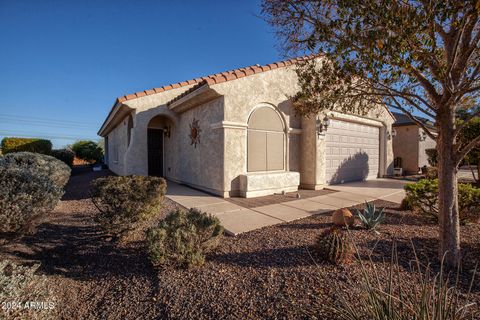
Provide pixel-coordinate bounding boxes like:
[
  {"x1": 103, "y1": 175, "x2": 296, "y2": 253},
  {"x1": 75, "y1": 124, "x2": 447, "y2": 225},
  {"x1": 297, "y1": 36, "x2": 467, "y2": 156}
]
[{"x1": 0, "y1": 0, "x2": 280, "y2": 148}]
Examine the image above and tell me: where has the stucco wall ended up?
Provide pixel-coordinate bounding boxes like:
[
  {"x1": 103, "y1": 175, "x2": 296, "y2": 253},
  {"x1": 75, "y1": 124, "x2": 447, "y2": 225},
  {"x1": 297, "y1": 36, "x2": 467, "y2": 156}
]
[
  {"x1": 210, "y1": 66, "x2": 303, "y2": 196},
  {"x1": 392, "y1": 125, "x2": 419, "y2": 174},
  {"x1": 105, "y1": 85, "x2": 225, "y2": 194},
  {"x1": 103, "y1": 62, "x2": 394, "y2": 197},
  {"x1": 107, "y1": 117, "x2": 129, "y2": 175}
]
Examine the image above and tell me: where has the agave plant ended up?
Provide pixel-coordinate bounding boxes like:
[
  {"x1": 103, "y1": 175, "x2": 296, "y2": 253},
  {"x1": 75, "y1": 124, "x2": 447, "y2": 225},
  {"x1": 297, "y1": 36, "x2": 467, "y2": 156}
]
[{"x1": 354, "y1": 202, "x2": 385, "y2": 232}]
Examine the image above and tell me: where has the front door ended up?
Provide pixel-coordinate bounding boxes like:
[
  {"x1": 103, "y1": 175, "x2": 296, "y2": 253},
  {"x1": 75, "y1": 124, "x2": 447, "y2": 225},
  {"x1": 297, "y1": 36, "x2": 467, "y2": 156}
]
[{"x1": 147, "y1": 128, "x2": 164, "y2": 176}]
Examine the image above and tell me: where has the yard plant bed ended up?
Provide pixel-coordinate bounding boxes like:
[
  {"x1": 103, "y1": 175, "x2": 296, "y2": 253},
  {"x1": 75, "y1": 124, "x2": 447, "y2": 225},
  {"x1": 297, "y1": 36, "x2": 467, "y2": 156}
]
[{"x1": 1, "y1": 170, "x2": 479, "y2": 319}]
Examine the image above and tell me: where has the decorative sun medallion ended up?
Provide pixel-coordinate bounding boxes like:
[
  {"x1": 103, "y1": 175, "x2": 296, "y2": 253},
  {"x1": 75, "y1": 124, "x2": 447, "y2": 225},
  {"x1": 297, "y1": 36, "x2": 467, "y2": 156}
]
[{"x1": 189, "y1": 118, "x2": 201, "y2": 148}]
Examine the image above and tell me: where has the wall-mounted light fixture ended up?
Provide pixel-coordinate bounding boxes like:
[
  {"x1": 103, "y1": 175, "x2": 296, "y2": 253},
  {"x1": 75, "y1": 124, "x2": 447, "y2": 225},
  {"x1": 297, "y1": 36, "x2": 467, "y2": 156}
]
[
  {"x1": 418, "y1": 130, "x2": 427, "y2": 141},
  {"x1": 164, "y1": 125, "x2": 171, "y2": 138},
  {"x1": 316, "y1": 116, "x2": 330, "y2": 137},
  {"x1": 387, "y1": 129, "x2": 397, "y2": 140}
]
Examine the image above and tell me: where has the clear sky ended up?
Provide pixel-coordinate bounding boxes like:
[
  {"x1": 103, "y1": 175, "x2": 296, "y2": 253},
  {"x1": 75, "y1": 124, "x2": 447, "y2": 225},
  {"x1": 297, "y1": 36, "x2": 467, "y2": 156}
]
[{"x1": 0, "y1": 0, "x2": 281, "y2": 148}]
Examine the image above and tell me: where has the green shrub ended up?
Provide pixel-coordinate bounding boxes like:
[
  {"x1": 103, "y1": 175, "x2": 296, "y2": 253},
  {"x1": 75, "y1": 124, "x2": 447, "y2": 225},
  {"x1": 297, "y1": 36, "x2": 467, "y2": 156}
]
[
  {"x1": 0, "y1": 259, "x2": 56, "y2": 320},
  {"x1": 2, "y1": 152, "x2": 71, "y2": 189},
  {"x1": 404, "y1": 179, "x2": 480, "y2": 223},
  {"x1": 51, "y1": 148, "x2": 75, "y2": 167},
  {"x1": 458, "y1": 183, "x2": 480, "y2": 223},
  {"x1": 0, "y1": 153, "x2": 68, "y2": 237},
  {"x1": 314, "y1": 227, "x2": 353, "y2": 265},
  {"x1": 146, "y1": 208, "x2": 223, "y2": 269},
  {"x1": 90, "y1": 176, "x2": 167, "y2": 239},
  {"x1": 424, "y1": 166, "x2": 438, "y2": 179},
  {"x1": 72, "y1": 140, "x2": 103, "y2": 164},
  {"x1": 1, "y1": 137, "x2": 52, "y2": 155},
  {"x1": 425, "y1": 148, "x2": 438, "y2": 166},
  {"x1": 354, "y1": 202, "x2": 385, "y2": 232}
]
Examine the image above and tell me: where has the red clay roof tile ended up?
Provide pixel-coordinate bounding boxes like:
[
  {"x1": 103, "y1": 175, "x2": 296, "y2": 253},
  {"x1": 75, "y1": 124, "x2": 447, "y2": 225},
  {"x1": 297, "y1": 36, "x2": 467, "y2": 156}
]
[{"x1": 115, "y1": 56, "x2": 315, "y2": 103}]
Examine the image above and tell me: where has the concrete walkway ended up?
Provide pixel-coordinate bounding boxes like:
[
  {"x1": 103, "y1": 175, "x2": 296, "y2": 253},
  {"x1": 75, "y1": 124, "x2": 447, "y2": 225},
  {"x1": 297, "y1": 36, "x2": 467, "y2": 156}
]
[{"x1": 166, "y1": 178, "x2": 409, "y2": 235}]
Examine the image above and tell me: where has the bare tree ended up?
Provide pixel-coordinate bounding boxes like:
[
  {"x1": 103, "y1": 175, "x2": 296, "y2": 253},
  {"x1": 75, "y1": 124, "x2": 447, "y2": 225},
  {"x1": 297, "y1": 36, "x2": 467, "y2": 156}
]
[{"x1": 262, "y1": 0, "x2": 480, "y2": 266}]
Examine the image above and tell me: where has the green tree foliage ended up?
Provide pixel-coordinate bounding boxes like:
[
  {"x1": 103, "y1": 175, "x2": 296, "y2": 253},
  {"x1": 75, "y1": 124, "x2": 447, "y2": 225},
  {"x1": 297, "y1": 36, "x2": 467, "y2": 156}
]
[
  {"x1": 71, "y1": 140, "x2": 103, "y2": 164},
  {"x1": 1, "y1": 137, "x2": 52, "y2": 155},
  {"x1": 262, "y1": 0, "x2": 480, "y2": 266}
]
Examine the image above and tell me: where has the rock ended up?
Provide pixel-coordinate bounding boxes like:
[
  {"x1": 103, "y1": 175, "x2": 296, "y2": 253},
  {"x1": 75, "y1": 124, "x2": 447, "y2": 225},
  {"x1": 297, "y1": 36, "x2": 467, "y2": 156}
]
[{"x1": 332, "y1": 208, "x2": 355, "y2": 227}]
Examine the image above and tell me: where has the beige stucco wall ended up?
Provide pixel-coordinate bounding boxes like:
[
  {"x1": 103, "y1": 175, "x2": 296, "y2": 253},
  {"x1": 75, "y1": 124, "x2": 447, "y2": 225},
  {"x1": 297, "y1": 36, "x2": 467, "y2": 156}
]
[
  {"x1": 207, "y1": 66, "x2": 303, "y2": 196},
  {"x1": 106, "y1": 86, "x2": 192, "y2": 177},
  {"x1": 392, "y1": 125, "x2": 420, "y2": 174},
  {"x1": 103, "y1": 63, "x2": 395, "y2": 197}
]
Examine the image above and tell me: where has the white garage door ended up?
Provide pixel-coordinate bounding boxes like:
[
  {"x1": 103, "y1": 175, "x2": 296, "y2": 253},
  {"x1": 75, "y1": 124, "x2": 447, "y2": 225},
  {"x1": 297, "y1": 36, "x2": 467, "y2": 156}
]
[{"x1": 325, "y1": 119, "x2": 380, "y2": 184}]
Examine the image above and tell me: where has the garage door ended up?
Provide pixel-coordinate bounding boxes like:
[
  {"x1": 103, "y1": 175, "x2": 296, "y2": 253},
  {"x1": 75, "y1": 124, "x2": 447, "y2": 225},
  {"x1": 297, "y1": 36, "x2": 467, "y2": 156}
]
[{"x1": 325, "y1": 119, "x2": 380, "y2": 184}]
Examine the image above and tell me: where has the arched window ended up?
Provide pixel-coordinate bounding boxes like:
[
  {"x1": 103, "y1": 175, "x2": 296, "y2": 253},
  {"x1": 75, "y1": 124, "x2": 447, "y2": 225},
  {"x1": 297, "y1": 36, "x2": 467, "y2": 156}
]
[
  {"x1": 247, "y1": 106, "x2": 285, "y2": 172},
  {"x1": 127, "y1": 115, "x2": 134, "y2": 147}
]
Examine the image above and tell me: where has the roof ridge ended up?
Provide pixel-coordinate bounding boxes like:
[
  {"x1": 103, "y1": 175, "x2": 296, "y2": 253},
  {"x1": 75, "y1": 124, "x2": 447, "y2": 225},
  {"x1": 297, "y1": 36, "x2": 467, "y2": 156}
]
[{"x1": 115, "y1": 55, "x2": 315, "y2": 104}]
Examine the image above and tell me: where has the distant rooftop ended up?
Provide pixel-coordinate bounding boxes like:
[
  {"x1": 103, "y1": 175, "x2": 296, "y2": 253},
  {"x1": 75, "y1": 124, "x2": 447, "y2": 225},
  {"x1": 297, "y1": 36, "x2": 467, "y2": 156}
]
[{"x1": 392, "y1": 111, "x2": 435, "y2": 128}]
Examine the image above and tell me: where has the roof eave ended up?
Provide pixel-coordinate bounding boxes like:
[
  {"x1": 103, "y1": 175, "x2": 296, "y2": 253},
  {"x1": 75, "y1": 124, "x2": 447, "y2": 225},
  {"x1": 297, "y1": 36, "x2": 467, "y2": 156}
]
[
  {"x1": 167, "y1": 81, "x2": 222, "y2": 113},
  {"x1": 98, "y1": 101, "x2": 134, "y2": 137}
]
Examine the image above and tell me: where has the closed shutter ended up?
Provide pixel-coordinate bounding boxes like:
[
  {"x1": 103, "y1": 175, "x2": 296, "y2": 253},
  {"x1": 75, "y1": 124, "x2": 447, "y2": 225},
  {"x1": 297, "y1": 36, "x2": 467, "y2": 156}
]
[{"x1": 247, "y1": 106, "x2": 285, "y2": 172}]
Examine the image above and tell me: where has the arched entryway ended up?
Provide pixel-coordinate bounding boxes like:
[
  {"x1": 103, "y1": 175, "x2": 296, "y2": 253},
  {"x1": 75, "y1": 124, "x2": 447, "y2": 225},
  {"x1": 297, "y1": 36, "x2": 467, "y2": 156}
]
[{"x1": 147, "y1": 115, "x2": 173, "y2": 177}]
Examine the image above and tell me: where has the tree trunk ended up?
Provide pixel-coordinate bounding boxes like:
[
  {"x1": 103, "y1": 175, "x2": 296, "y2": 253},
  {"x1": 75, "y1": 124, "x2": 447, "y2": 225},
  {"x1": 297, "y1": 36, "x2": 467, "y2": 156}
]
[
  {"x1": 437, "y1": 110, "x2": 461, "y2": 267},
  {"x1": 477, "y1": 165, "x2": 480, "y2": 184}
]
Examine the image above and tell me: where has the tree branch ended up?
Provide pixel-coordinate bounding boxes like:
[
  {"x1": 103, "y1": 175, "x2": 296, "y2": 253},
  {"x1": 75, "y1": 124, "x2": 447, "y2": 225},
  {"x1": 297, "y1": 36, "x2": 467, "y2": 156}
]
[
  {"x1": 457, "y1": 135, "x2": 480, "y2": 164},
  {"x1": 388, "y1": 96, "x2": 437, "y2": 140}
]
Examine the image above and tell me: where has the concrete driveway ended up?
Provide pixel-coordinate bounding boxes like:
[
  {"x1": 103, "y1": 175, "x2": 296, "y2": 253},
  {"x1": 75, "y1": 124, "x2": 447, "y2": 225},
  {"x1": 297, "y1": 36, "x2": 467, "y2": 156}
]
[
  {"x1": 327, "y1": 178, "x2": 408, "y2": 204},
  {"x1": 166, "y1": 178, "x2": 409, "y2": 236}
]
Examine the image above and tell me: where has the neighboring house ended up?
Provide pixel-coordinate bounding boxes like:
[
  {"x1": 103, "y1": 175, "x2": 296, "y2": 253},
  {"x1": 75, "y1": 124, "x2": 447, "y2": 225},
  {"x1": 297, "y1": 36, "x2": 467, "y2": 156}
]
[
  {"x1": 392, "y1": 112, "x2": 436, "y2": 175},
  {"x1": 98, "y1": 57, "x2": 395, "y2": 198}
]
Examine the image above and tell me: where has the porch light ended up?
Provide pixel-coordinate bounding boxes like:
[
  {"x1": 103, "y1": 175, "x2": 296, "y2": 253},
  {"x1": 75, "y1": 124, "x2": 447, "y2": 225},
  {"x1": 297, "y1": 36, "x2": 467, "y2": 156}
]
[
  {"x1": 164, "y1": 125, "x2": 171, "y2": 138},
  {"x1": 316, "y1": 116, "x2": 330, "y2": 137},
  {"x1": 387, "y1": 129, "x2": 397, "y2": 140},
  {"x1": 418, "y1": 130, "x2": 427, "y2": 141}
]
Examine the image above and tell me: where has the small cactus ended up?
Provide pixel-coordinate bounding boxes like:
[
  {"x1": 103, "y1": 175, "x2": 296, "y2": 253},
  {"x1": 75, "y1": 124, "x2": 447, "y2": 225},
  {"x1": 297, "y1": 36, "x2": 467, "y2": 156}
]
[{"x1": 315, "y1": 227, "x2": 353, "y2": 265}]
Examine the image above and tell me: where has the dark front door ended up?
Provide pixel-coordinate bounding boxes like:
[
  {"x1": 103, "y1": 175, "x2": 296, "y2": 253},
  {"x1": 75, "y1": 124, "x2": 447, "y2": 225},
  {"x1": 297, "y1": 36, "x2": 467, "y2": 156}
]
[{"x1": 147, "y1": 128, "x2": 164, "y2": 176}]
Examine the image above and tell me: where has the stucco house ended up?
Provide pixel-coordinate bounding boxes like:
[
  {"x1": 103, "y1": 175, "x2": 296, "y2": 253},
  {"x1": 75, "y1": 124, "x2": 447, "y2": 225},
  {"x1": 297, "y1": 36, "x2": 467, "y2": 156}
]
[
  {"x1": 98, "y1": 57, "x2": 395, "y2": 198},
  {"x1": 392, "y1": 112, "x2": 436, "y2": 175}
]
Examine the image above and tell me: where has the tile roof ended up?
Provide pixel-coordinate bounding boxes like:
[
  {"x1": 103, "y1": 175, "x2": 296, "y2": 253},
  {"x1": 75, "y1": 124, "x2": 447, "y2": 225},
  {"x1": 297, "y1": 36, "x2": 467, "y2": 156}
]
[
  {"x1": 392, "y1": 111, "x2": 435, "y2": 127},
  {"x1": 99, "y1": 55, "x2": 315, "y2": 136},
  {"x1": 114, "y1": 56, "x2": 313, "y2": 104}
]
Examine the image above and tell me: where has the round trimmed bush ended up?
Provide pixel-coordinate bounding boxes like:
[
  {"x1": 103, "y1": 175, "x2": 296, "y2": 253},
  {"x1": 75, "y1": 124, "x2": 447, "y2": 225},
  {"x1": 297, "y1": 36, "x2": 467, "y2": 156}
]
[
  {"x1": 51, "y1": 148, "x2": 75, "y2": 167},
  {"x1": 146, "y1": 208, "x2": 223, "y2": 269},
  {"x1": 2, "y1": 152, "x2": 71, "y2": 189},
  {"x1": 0, "y1": 153, "x2": 69, "y2": 237},
  {"x1": 90, "y1": 175, "x2": 167, "y2": 239}
]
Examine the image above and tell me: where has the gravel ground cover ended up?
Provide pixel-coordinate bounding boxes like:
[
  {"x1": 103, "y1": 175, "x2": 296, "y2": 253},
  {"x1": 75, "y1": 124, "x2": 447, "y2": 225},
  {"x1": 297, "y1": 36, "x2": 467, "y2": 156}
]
[{"x1": 1, "y1": 169, "x2": 479, "y2": 319}]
